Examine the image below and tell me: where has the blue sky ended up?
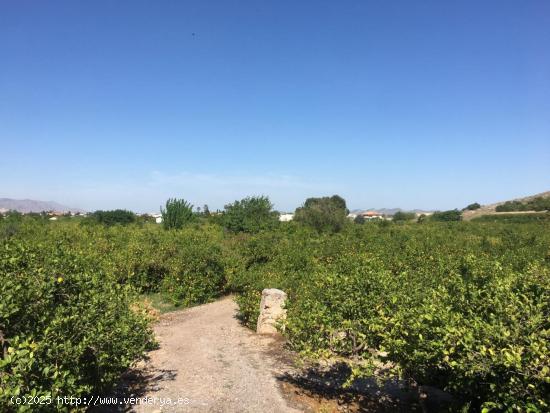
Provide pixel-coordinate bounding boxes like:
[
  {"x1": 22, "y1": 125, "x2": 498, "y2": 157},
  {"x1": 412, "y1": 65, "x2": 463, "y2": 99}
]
[{"x1": 1, "y1": 1, "x2": 549, "y2": 212}]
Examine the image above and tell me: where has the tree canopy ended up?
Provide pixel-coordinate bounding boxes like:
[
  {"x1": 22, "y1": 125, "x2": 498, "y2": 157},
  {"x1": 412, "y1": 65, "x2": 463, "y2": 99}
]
[
  {"x1": 223, "y1": 196, "x2": 279, "y2": 233},
  {"x1": 90, "y1": 209, "x2": 136, "y2": 226},
  {"x1": 464, "y1": 202, "x2": 481, "y2": 211},
  {"x1": 430, "y1": 209, "x2": 462, "y2": 222},
  {"x1": 294, "y1": 195, "x2": 349, "y2": 233},
  {"x1": 392, "y1": 211, "x2": 416, "y2": 222}
]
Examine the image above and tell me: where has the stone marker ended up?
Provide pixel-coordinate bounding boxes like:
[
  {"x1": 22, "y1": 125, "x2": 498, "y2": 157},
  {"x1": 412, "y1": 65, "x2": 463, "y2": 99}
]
[{"x1": 256, "y1": 288, "x2": 287, "y2": 334}]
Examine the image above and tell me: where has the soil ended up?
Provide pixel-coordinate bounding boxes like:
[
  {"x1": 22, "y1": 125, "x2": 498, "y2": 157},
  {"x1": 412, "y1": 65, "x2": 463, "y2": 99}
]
[
  {"x1": 97, "y1": 296, "x2": 451, "y2": 413},
  {"x1": 119, "y1": 296, "x2": 303, "y2": 412}
]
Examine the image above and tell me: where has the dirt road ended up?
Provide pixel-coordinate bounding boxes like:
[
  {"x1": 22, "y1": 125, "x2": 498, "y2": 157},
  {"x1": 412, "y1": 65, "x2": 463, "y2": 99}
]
[
  {"x1": 129, "y1": 296, "x2": 302, "y2": 413},
  {"x1": 99, "y1": 297, "x2": 449, "y2": 413}
]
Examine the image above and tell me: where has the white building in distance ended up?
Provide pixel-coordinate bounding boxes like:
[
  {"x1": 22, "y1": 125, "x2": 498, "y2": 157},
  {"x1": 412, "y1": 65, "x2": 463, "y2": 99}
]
[{"x1": 279, "y1": 213, "x2": 294, "y2": 222}]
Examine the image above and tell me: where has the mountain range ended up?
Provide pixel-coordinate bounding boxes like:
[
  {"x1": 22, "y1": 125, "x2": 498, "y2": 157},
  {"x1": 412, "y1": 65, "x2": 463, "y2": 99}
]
[
  {"x1": 2, "y1": 191, "x2": 548, "y2": 216},
  {"x1": 350, "y1": 208, "x2": 433, "y2": 216},
  {"x1": 0, "y1": 198, "x2": 85, "y2": 214}
]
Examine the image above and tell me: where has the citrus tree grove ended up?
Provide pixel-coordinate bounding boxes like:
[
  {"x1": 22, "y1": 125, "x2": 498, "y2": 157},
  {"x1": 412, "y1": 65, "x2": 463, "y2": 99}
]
[{"x1": 1, "y1": 197, "x2": 548, "y2": 412}]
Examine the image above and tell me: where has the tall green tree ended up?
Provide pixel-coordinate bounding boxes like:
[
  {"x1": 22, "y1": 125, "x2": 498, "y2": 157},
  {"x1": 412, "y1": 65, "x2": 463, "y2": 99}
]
[
  {"x1": 294, "y1": 195, "x2": 349, "y2": 233},
  {"x1": 161, "y1": 198, "x2": 195, "y2": 230},
  {"x1": 223, "y1": 196, "x2": 279, "y2": 233}
]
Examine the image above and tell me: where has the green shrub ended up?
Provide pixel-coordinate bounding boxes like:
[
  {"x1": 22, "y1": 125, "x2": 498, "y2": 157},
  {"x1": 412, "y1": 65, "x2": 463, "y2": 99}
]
[
  {"x1": 235, "y1": 289, "x2": 262, "y2": 328},
  {"x1": 464, "y1": 202, "x2": 481, "y2": 211},
  {"x1": 0, "y1": 240, "x2": 154, "y2": 411},
  {"x1": 161, "y1": 232, "x2": 225, "y2": 306},
  {"x1": 392, "y1": 211, "x2": 416, "y2": 221},
  {"x1": 89, "y1": 209, "x2": 136, "y2": 226},
  {"x1": 473, "y1": 212, "x2": 550, "y2": 223},
  {"x1": 353, "y1": 215, "x2": 365, "y2": 224},
  {"x1": 431, "y1": 209, "x2": 462, "y2": 222},
  {"x1": 232, "y1": 221, "x2": 550, "y2": 411},
  {"x1": 496, "y1": 197, "x2": 550, "y2": 212}
]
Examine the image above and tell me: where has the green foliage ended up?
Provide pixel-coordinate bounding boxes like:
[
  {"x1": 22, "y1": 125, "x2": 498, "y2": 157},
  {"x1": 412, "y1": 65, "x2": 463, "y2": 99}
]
[
  {"x1": 161, "y1": 198, "x2": 195, "y2": 230},
  {"x1": 0, "y1": 239, "x2": 154, "y2": 411},
  {"x1": 228, "y1": 222, "x2": 550, "y2": 411},
  {"x1": 416, "y1": 214, "x2": 427, "y2": 223},
  {"x1": 353, "y1": 215, "x2": 365, "y2": 224},
  {"x1": 306, "y1": 194, "x2": 347, "y2": 211},
  {"x1": 496, "y1": 201, "x2": 525, "y2": 212},
  {"x1": 392, "y1": 211, "x2": 416, "y2": 222},
  {"x1": 294, "y1": 195, "x2": 349, "y2": 233},
  {"x1": 377, "y1": 218, "x2": 392, "y2": 228},
  {"x1": 3, "y1": 210, "x2": 23, "y2": 222},
  {"x1": 235, "y1": 289, "x2": 262, "y2": 328},
  {"x1": 137, "y1": 214, "x2": 155, "y2": 224},
  {"x1": 24, "y1": 212, "x2": 49, "y2": 222},
  {"x1": 1, "y1": 209, "x2": 549, "y2": 411},
  {"x1": 464, "y1": 202, "x2": 481, "y2": 211},
  {"x1": 222, "y1": 196, "x2": 279, "y2": 233},
  {"x1": 496, "y1": 197, "x2": 550, "y2": 212},
  {"x1": 89, "y1": 209, "x2": 136, "y2": 226},
  {"x1": 161, "y1": 232, "x2": 225, "y2": 307},
  {"x1": 473, "y1": 212, "x2": 550, "y2": 223},
  {"x1": 0, "y1": 212, "x2": 22, "y2": 241},
  {"x1": 431, "y1": 209, "x2": 462, "y2": 222}
]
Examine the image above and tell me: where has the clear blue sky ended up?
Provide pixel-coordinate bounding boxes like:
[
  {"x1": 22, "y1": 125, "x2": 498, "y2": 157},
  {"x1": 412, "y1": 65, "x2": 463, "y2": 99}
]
[{"x1": 1, "y1": 1, "x2": 549, "y2": 212}]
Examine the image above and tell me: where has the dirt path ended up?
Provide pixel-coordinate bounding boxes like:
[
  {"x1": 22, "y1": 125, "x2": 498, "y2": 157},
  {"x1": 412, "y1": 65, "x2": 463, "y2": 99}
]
[{"x1": 128, "y1": 296, "x2": 303, "y2": 413}]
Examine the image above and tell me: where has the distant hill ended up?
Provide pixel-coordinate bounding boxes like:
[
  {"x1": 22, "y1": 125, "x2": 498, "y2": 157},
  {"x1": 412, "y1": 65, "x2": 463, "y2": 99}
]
[
  {"x1": 462, "y1": 191, "x2": 550, "y2": 220},
  {"x1": 350, "y1": 208, "x2": 433, "y2": 216},
  {"x1": 0, "y1": 198, "x2": 85, "y2": 214}
]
